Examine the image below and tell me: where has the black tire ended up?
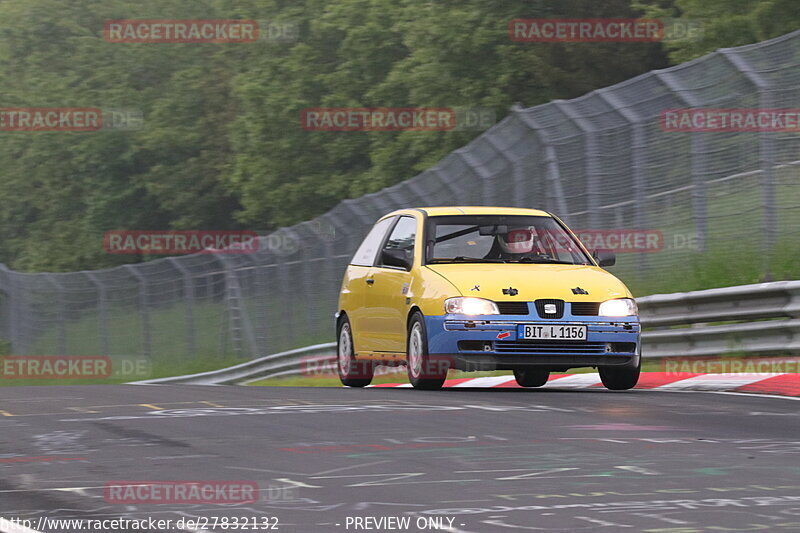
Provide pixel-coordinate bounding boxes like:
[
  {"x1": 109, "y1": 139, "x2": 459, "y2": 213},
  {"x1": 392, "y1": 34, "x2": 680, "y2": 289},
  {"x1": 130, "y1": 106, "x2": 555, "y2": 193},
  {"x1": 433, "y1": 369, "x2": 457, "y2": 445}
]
[
  {"x1": 407, "y1": 311, "x2": 447, "y2": 390},
  {"x1": 513, "y1": 368, "x2": 550, "y2": 387},
  {"x1": 599, "y1": 356, "x2": 641, "y2": 391},
  {"x1": 337, "y1": 317, "x2": 373, "y2": 387}
]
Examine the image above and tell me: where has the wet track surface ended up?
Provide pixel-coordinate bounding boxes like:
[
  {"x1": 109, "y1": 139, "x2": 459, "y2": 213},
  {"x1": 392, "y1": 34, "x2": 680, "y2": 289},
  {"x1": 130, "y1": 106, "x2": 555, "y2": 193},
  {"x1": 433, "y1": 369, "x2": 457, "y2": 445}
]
[{"x1": 1, "y1": 384, "x2": 799, "y2": 532}]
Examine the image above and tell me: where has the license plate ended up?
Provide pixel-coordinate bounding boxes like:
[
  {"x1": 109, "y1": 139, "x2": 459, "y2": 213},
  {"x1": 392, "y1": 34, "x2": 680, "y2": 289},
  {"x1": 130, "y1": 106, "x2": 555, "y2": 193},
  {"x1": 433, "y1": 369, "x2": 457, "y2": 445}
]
[{"x1": 518, "y1": 324, "x2": 587, "y2": 340}]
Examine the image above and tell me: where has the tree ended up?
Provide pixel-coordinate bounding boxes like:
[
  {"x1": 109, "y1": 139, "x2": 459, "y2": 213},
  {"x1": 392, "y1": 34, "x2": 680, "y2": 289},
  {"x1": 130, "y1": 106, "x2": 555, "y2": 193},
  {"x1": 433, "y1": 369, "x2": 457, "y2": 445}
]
[{"x1": 634, "y1": 0, "x2": 800, "y2": 63}]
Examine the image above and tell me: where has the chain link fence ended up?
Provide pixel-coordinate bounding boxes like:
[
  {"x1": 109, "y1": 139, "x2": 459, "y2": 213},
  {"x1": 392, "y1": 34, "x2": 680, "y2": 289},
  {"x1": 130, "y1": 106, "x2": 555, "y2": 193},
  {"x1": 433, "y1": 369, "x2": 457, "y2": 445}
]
[{"x1": 0, "y1": 31, "x2": 798, "y2": 359}]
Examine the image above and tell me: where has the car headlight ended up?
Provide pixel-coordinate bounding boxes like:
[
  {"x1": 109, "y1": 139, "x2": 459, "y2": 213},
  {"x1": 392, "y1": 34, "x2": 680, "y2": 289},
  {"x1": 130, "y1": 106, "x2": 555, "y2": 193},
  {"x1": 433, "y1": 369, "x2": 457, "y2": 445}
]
[
  {"x1": 598, "y1": 298, "x2": 638, "y2": 317},
  {"x1": 445, "y1": 297, "x2": 500, "y2": 315}
]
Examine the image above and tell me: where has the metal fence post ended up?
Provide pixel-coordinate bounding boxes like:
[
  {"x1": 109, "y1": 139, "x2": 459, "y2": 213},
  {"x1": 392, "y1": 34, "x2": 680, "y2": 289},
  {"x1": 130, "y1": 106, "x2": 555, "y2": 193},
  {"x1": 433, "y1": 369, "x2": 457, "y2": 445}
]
[
  {"x1": 217, "y1": 253, "x2": 258, "y2": 358},
  {"x1": 597, "y1": 87, "x2": 650, "y2": 274},
  {"x1": 719, "y1": 48, "x2": 777, "y2": 275},
  {"x1": 553, "y1": 101, "x2": 600, "y2": 228},
  {"x1": 543, "y1": 146, "x2": 569, "y2": 218},
  {"x1": 481, "y1": 132, "x2": 519, "y2": 206},
  {"x1": 510, "y1": 107, "x2": 569, "y2": 217},
  {"x1": 83, "y1": 271, "x2": 110, "y2": 356},
  {"x1": 431, "y1": 167, "x2": 464, "y2": 203},
  {"x1": 168, "y1": 257, "x2": 195, "y2": 357},
  {"x1": 654, "y1": 70, "x2": 709, "y2": 253},
  {"x1": 458, "y1": 148, "x2": 495, "y2": 205},
  {"x1": 0, "y1": 264, "x2": 16, "y2": 352},
  {"x1": 44, "y1": 274, "x2": 67, "y2": 355},
  {"x1": 124, "y1": 265, "x2": 151, "y2": 357}
]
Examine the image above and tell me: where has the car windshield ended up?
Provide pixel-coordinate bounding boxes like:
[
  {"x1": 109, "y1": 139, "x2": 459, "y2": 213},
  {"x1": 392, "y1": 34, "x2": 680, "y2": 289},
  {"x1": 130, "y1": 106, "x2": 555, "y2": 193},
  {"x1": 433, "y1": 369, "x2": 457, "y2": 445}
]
[{"x1": 426, "y1": 215, "x2": 591, "y2": 265}]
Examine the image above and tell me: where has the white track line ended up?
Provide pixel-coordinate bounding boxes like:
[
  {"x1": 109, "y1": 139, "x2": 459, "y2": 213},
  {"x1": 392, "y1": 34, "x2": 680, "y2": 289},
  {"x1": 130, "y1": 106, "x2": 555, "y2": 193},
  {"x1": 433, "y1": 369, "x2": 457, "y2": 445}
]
[
  {"x1": 451, "y1": 376, "x2": 516, "y2": 388},
  {"x1": 655, "y1": 373, "x2": 782, "y2": 391},
  {"x1": 542, "y1": 373, "x2": 603, "y2": 388},
  {"x1": 699, "y1": 390, "x2": 800, "y2": 401}
]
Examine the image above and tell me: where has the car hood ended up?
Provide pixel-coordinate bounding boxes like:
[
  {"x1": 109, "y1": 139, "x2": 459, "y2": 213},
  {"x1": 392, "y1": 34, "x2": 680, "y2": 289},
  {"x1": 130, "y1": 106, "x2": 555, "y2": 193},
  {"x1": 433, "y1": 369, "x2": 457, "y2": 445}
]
[{"x1": 425, "y1": 263, "x2": 632, "y2": 301}]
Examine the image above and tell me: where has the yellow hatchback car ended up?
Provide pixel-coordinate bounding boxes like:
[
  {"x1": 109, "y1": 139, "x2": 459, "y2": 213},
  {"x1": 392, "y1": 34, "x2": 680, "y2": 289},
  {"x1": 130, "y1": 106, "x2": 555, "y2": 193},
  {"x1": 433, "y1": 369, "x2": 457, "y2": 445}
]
[{"x1": 336, "y1": 207, "x2": 641, "y2": 390}]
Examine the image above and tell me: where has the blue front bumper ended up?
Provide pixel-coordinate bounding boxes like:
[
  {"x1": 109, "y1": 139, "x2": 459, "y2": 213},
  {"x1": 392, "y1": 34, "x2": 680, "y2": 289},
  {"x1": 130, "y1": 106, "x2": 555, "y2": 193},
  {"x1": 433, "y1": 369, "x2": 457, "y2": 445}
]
[{"x1": 425, "y1": 311, "x2": 640, "y2": 371}]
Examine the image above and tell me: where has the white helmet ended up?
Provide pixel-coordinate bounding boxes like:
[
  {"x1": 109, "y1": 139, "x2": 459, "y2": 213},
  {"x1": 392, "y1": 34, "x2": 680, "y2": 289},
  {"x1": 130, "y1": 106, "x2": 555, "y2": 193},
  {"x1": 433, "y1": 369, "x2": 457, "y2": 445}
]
[{"x1": 498, "y1": 227, "x2": 537, "y2": 254}]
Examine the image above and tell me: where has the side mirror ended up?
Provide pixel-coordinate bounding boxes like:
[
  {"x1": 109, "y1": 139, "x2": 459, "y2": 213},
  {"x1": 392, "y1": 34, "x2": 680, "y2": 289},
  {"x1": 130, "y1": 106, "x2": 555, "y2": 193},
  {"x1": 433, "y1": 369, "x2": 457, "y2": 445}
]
[
  {"x1": 593, "y1": 249, "x2": 616, "y2": 267},
  {"x1": 381, "y1": 248, "x2": 412, "y2": 270}
]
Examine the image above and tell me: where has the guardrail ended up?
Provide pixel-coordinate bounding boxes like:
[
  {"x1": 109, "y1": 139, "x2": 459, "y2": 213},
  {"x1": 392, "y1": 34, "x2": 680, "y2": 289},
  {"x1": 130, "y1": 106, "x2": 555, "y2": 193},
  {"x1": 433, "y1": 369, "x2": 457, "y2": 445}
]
[
  {"x1": 639, "y1": 280, "x2": 800, "y2": 359},
  {"x1": 134, "y1": 343, "x2": 336, "y2": 386},
  {"x1": 134, "y1": 281, "x2": 800, "y2": 385}
]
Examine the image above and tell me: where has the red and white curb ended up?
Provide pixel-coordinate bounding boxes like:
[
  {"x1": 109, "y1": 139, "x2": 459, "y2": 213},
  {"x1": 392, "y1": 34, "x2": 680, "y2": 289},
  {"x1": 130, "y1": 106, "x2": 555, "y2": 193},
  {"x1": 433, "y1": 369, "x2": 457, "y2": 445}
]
[{"x1": 371, "y1": 372, "x2": 800, "y2": 397}]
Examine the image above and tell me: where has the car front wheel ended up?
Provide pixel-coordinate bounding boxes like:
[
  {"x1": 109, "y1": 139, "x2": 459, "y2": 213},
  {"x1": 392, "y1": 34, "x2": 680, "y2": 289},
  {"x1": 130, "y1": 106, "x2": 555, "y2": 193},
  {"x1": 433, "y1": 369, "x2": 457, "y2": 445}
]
[
  {"x1": 407, "y1": 312, "x2": 447, "y2": 390},
  {"x1": 337, "y1": 317, "x2": 373, "y2": 387},
  {"x1": 599, "y1": 356, "x2": 640, "y2": 391},
  {"x1": 513, "y1": 368, "x2": 550, "y2": 387}
]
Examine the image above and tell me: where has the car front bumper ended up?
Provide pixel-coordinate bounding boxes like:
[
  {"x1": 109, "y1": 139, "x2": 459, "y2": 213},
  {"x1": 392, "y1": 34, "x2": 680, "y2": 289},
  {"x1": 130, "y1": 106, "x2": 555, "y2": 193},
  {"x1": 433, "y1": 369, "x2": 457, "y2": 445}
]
[{"x1": 425, "y1": 315, "x2": 640, "y2": 371}]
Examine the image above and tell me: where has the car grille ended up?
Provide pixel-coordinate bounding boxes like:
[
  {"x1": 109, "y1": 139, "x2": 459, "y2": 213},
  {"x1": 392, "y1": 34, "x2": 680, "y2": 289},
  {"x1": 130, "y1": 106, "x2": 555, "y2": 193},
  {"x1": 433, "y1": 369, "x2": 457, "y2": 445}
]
[
  {"x1": 495, "y1": 301, "x2": 530, "y2": 315},
  {"x1": 495, "y1": 340, "x2": 607, "y2": 355},
  {"x1": 534, "y1": 299, "x2": 564, "y2": 319},
  {"x1": 571, "y1": 302, "x2": 601, "y2": 316}
]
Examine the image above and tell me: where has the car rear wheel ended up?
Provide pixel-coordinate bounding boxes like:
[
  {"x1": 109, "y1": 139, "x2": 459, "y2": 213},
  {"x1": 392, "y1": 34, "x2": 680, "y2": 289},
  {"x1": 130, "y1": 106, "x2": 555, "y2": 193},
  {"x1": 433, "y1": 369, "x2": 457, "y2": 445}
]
[
  {"x1": 337, "y1": 317, "x2": 373, "y2": 387},
  {"x1": 407, "y1": 312, "x2": 447, "y2": 390},
  {"x1": 513, "y1": 368, "x2": 550, "y2": 387},
  {"x1": 599, "y1": 357, "x2": 640, "y2": 391}
]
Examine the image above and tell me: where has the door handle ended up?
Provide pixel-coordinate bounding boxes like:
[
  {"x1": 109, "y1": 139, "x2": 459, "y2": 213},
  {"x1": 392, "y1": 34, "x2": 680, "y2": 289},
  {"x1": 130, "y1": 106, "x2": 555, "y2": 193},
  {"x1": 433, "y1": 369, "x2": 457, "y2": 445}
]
[{"x1": 366, "y1": 279, "x2": 375, "y2": 285}]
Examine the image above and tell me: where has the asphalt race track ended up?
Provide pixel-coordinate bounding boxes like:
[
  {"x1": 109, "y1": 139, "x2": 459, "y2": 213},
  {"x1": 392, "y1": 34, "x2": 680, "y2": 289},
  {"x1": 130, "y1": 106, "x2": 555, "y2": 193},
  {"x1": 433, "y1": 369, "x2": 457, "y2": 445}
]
[{"x1": 1, "y1": 384, "x2": 800, "y2": 532}]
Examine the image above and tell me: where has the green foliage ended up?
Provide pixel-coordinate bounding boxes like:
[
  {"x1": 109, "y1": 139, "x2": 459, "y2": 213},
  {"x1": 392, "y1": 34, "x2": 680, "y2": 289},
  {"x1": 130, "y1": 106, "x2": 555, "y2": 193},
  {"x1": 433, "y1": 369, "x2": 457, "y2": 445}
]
[
  {"x1": 0, "y1": 0, "x2": 794, "y2": 277},
  {"x1": 634, "y1": 0, "x2": 800, "y2": 62},
  {"x1": 0, "y1": 0, "x2": 669, "y2": 270}
]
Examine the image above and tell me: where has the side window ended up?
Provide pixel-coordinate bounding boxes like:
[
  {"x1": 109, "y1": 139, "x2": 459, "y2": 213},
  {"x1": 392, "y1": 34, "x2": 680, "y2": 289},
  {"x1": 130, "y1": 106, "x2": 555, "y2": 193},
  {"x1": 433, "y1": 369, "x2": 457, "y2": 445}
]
[
  {"x1": 379, "y1": 216, "x2": 416, "y2": 267},
  {"x1": 350, "y1": 217, "x2": 395, "y2": 267}
]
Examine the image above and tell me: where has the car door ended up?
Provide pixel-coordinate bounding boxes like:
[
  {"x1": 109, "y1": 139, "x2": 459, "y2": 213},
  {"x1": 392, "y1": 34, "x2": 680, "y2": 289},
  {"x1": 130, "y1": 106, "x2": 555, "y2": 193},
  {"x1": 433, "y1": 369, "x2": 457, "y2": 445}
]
[
  {"x1": 342, "y1": 216, "x2": 396, "y2": 354},
  {"x1": 362, "y1": 215, "x2": 417, "y2": 355}
]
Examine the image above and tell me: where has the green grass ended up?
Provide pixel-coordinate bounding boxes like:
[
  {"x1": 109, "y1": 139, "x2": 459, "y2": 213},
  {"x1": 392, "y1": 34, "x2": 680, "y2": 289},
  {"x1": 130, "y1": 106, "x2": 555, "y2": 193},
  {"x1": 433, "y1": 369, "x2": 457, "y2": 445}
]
[
  {"x1": 26, "y1": 300, "x2": 238, "y2": 358},
  {"x1": 0, "y1": 353, "x2": 248, "y2": 386},
  {"x1": 614, "y1": 168, "x2": 800, "y2": 295},
  {"x1": 1, "y1": 300, "x2": 250, "y2": 385}
]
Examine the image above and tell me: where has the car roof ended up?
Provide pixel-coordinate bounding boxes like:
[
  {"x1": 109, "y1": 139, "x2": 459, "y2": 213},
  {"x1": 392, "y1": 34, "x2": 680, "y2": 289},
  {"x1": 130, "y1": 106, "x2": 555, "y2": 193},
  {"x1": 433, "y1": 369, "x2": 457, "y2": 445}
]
[{"x1": 380, "y1": 206, "x2": 552, "y2": 219}]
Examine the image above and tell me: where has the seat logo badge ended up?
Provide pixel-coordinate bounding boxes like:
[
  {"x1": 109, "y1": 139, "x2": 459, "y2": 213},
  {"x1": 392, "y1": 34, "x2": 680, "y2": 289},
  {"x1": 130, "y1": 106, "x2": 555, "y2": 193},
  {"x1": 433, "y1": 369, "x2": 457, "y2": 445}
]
[
  {"x1": 401, "y1": 282, "x2": 409, "y2": 295},
  {"x1": 572, "y1": 287, "x2": 589, "y2": 295},
  {"x1": 471, "y1": 285, "x2": 480, "y2": 291},
  {"x1": 544, "y1": 303, "x2": 557, "y2": 314},
  {"x1": 502, "y1": 287, "x2": 519, "y2": 296}
]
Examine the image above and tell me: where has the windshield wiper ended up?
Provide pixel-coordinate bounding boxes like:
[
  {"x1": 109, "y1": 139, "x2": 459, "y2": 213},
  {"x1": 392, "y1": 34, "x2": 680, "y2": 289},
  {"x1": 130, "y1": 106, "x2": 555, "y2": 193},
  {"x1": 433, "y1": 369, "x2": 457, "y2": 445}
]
[
  {"x1": 430, "y1": 256, "x2": 506, "y2": 263},
  {"x1": 514, "y1": 257, "x2": 575, "y2": 264}
]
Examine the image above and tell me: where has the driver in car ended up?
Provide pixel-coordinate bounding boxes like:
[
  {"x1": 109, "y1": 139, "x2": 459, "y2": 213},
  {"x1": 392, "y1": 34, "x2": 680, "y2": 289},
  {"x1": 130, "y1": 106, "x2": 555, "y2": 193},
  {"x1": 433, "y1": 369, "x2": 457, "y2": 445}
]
[
  {"x1": 484, "y1": 226, "x2": 543, "y2": 260},
  {"x1": 484, "y1": 225, "x2": 584, "y2": 263}
]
